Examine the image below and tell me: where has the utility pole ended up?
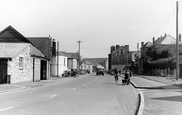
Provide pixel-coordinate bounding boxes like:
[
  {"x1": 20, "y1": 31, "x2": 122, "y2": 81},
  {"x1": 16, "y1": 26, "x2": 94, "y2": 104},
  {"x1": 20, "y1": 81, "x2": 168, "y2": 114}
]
[
  {"x1": 57, "y1": 41, "x2": 59, "y2": 77},
  {"x1": 176, "y1": 1, "x2": 179, "y2": 80},
  {"x1": 77, "y1": 40, "x2": 82, "y2": 75},
  {"x1": 137, "y1": 43, "x2": 139, "y2": 74}
]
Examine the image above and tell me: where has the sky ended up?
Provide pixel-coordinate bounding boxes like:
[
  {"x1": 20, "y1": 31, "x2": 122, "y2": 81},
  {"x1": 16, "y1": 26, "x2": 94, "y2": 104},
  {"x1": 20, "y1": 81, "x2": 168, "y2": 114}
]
[{"x1": 0, "y1": 0, "x2": 181, "y2": 58}]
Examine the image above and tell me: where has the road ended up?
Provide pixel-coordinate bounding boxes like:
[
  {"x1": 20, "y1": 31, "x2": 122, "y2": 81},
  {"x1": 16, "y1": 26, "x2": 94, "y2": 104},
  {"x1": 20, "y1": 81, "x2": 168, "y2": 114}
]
[{"x1": 0, "y1": 73, "x2": 138, "y2": 115}]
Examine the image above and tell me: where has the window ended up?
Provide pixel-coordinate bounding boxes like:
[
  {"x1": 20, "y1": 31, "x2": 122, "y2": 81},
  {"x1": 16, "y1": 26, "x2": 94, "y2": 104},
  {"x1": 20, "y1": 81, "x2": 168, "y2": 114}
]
[
  {"x1": 19, "y1": 57, "x2": 23, "y2": 69},
  {"x1": 64, "y1": 58, "x2": 65, "y2": 66}
]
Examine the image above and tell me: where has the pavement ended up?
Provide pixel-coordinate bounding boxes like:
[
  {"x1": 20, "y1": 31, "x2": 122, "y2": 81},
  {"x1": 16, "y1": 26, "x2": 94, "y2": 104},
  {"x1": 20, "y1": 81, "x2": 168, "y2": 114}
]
[
  {"x1": 0, "y1": 76, "x2": 74, "y2": 93},
  {"x1": 130, "y1": 75, "x2": 182, "y2": 115}
]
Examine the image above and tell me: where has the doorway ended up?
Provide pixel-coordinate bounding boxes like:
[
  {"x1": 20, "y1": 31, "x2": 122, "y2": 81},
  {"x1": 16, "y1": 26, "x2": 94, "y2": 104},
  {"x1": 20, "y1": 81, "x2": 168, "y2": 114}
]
[
  {"x1": 41, "y1": 60, "x2": 47, "y2": 80},
  {"x1": 0, "y1": 59, "x2": 8, "y2": 84}
]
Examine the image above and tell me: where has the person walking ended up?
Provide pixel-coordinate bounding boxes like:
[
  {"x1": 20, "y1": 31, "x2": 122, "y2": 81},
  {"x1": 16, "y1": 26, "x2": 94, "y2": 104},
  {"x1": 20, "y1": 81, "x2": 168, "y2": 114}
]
[
  {"x1": 124, "y1": 69, "x2": 132, "y2": 85},
  {"x1": 114, "y1": 69, "x2": 119, "y2": 84}
]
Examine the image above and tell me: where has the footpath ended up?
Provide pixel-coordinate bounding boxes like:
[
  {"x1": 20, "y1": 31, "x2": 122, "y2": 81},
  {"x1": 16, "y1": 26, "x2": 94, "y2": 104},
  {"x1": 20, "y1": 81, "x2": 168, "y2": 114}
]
[
  {"x1": 130, "y1": 75, "x2": 182, "y2": 115},
  {"x1": 0, "y1": 76, "x2": 75, "y2": 93}
]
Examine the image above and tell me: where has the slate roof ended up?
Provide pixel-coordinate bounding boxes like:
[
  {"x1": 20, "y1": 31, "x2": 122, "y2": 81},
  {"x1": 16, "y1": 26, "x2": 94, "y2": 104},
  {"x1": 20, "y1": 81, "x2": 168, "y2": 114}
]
[
  {"x1": 154, "y1": 34, "x2": 182, "y2": 45},
  {"x1": 58, "y1": 51, "x2": 74, "y2": 58},
  {"x1": 27, "y1": 37, "x2": 52, "y2": 59},
  {"x1": 82, "y1": 58, "x2": 107, "y2": 63},
  {"x1": 0, "y1": 25, "x2": 31, "y2": 43},
  {"x1": 66, "y1": 53, "x2": 79, "y2": 60},
  {"x1": 0, "y1": 43, "x2": 45, "y2": 58}
]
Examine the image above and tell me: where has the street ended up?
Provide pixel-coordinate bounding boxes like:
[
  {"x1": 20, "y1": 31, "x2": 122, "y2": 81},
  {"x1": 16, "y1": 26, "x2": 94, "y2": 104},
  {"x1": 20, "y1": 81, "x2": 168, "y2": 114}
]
[{"x1": 0, "y1": 73, "x2": 138, "y2": 115}]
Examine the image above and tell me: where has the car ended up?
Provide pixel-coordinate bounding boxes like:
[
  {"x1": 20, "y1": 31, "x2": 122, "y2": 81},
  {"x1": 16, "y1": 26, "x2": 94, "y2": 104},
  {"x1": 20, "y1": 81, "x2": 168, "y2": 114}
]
[{"x1": 62, "y1": 70, "x2": 71, "y2": 77}]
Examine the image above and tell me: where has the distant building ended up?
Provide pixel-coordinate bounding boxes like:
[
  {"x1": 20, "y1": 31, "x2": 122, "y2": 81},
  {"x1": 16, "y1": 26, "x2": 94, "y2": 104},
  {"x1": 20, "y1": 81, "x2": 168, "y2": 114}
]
[
  {"x1": 108, "y1": 45, "x2": 133, "y2": 72},
  {"x1": 82, "y1": 58, "x2": 108, "y2": 72}
]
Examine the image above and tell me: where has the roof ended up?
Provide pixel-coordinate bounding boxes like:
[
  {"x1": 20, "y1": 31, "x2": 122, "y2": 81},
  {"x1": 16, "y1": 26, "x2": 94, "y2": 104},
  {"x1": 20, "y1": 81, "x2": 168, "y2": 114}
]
[
  {"x1": 0, "y1": 43, "x2": 45, "y2": 58},
  {"x1": 58, "y1": 51, "x2": 73, "y2": 58},
  {"x1": 84, "y1": 60, "x2": 92, "y2": 65},
  {"x1": 0, "y1": 25, "x2": 31, "y2": 43},
  {"x1": 154, "y1": 34, "x2": 181, "y2": 45},
  {"x1": 27, "y1": 37, "x2": 52, "y2": 59},
  {"x1": 144, "y1": 42, "x2": 153, "y2": 47},
  {"x1": 82, "y1": 58, "x2": 108, "y2": 63},
  {"x1": 66, "y1": 52, "x2": 79, "y2": 59}
]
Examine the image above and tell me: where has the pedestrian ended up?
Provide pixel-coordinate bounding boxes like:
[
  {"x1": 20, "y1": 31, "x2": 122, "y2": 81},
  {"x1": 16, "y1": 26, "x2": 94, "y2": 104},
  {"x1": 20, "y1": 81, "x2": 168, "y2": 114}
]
[
  {"x1": 114, "y1": 68, "x2": 119, "y2": 84},
  {"x1": 124, "y1": 68, "x2": 132, "y2": 85}
]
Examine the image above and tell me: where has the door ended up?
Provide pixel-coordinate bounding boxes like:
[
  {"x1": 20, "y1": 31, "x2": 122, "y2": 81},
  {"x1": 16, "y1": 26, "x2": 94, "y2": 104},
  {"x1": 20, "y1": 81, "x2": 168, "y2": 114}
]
[
  {"x1": 0, "y1": 59, "x2": 8, "y2": 84},
  {"x1": 41, "y1": 60, "x2": 47, "y2": 80}
]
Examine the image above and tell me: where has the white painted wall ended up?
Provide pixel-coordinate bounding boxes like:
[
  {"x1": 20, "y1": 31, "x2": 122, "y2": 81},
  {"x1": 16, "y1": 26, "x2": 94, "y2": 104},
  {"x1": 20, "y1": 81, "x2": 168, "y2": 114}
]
[{"x1": 51, "y1": 55, "x2": 68, "y2": 77}]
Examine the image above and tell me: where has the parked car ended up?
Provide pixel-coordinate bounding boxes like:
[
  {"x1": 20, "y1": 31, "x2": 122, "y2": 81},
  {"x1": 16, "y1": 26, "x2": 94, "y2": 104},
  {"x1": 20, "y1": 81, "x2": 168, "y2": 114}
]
[
  {"x1": 71, "y1": 69, "x2": 78, "y2": 76},
  {"x1": 80, "y1": 69, "x2": 86, "y2": 75},
  {"x1": 62, "y1": 70, "x2": 71, "y2": 77}
]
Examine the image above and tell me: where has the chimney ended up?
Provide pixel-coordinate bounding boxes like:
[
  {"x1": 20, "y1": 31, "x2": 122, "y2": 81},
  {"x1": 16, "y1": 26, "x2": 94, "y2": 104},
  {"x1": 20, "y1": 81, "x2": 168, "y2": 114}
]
[
  {"x1": 164, "y1": 33, "x2": 167, "y2": 37},
  {"x1": 52, "y1": 39, "x2": 56, "y2": 56},
  {"x1": 125, "y1": 45, "x2": 129, "y2": 52},
  {"x1": 179, "y1": 34, "x2": 181, "y2": 42},
  {"x1": 116, "y1": 45, "x2": 120, "y2": 49},
  {"x1": 110, "y1": 46, "x2": 115, "y2": 53},
  {"x1": 153, "y1": 36, "x2": 155, "y2": 44},
  {"x1": 141, "y1": 42, "x2": 144, "y2": 48}
]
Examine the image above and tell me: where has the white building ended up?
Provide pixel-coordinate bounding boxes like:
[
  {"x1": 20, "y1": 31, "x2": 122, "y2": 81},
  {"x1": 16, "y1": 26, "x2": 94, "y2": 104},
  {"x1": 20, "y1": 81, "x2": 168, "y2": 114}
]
[{"x1": 51, "y1": 51, "x2": 69, "y2": 77}]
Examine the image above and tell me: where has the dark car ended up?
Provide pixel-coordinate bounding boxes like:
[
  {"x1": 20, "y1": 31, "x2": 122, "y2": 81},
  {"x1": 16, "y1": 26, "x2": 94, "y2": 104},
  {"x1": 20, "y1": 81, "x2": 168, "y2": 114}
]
[{"x1": 96, "y1": 68, "x2": 104, "y2": 76}]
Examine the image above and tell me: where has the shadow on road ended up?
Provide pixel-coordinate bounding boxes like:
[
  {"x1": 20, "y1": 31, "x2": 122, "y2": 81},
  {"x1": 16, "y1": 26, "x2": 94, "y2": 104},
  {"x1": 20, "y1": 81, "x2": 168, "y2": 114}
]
[{"x1": 152, "y1": 95, "x2": 182, "y2": 102}]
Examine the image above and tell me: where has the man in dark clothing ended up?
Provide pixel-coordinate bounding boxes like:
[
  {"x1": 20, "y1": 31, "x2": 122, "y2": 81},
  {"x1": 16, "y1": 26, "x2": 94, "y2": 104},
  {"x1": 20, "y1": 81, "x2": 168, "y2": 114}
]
[
  {"x1": 114, "y1": 69, "x2": 119, "y2": 84},
  {"x1": 124, "y1": 69, "x2": 132, "y2": 85}
]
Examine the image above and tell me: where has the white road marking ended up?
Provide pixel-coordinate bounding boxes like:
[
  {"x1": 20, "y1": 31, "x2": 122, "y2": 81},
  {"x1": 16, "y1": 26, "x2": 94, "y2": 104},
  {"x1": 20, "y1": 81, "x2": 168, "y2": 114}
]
[
  {"x1": 0, "y1": 107, "x2": 14, "y2": 111},
  {"x1": 51, "y1": 94, "x2": 57, "y2": 97},
  {"x1": 84, "y1": 84, "x2": 86, "y2": 86},
  {"x1": 72, "y1": 88, "x2": 76, "y2": 90},
  {"x1": 90, "y1": 82, "x2": 92, "y2": 83}
]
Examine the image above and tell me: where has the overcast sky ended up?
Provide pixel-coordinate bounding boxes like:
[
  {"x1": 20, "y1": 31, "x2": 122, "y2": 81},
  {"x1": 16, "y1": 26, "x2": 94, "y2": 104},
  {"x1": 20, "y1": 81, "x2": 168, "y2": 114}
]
[{"x1": 0, "y1": 0, "x2": 181, "y2": 58}]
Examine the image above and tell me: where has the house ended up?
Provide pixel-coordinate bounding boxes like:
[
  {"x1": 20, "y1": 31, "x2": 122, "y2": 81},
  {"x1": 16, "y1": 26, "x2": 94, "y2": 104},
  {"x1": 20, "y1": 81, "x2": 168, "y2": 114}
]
[
  {"x1": 81, "y1": 60, "x2": 93, "y2": 72},
  {"x1": 67, "y1": 52, "x2": 80, "y2": 69},
  {"x1": 139, "y1": 34, "x2": 182, "y2": 74},
  {"x1": 67, "y1": 53, "x2": 78, "y2": 70},
  {"x1": 108, "y1": 45, "x2": 131, "y2": 72},
  {"x1": 51, "y1": 51, "x2": 69, "y2": 77},
  {"x1": 27, "y1": 37, "x2": 56, "y2": 79},
  {"x1": 0, "y1": 26, "x2": 47, "y2": 84},
  {"x1": 82, "y1": 58, "x2": 108, "y2": 72}
]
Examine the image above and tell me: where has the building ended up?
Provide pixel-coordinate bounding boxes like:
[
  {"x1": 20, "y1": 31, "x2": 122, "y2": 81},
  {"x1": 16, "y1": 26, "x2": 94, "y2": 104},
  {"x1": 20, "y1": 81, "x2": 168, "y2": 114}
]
[
  {"x1": 82, "y1": 58, "x2": 108, "y2": 72},
  {"x1": 27, "y1": 37, "x2": 56, "y2": 79},
  {"x1": 139, "y1": 34, "x2": 182, "y2": 74},
  {"x1": 51, "y1": 51, "x2": 70, "y2": 77},
  {"x1": 0, "y1": 26, "x2": 47, "y2": 84},
  {"x1": 108, "y1": 45, "x2": 132, "y2": 72},
  {"x1": 81, "y1": 60, "x2": 93, "y2": 72}
]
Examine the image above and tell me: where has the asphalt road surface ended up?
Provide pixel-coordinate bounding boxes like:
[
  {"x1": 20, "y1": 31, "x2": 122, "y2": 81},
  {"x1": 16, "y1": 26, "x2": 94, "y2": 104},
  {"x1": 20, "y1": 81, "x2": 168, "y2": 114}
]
[{"x1": 0, "y1": 73, "x2": 138, "y2": 115}]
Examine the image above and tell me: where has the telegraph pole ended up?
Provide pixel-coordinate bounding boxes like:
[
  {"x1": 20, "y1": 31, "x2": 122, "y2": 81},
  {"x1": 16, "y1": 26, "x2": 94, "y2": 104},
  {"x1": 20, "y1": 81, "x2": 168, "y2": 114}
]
[
  {"x1": 137, "y1": 43, "x2": 139, "y2": 74},
  {"x1": 176, "y1": 1, "x2": 179, "y2": 80},
  {"x1": 57, "y1": 41, "x2": 59, "y2": 77},
  {"x1": 77, "y1": 40, "x2": 82, "y2": 75}
]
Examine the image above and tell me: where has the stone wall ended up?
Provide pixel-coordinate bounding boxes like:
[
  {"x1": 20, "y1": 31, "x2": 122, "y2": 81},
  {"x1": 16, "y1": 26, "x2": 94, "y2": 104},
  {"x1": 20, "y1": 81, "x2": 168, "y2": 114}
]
[{"x1": 9, "y1": 45, "x2": 33, "y2": 83}]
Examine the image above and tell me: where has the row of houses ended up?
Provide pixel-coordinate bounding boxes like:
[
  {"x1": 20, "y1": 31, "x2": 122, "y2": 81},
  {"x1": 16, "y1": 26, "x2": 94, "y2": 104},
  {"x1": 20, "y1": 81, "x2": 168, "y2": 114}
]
[
  {"x1": 0, "y1": 25, "x2": 84, "y2": 84},
  {"x1": 108, "y1": 33, "x2": 182, "y2": 75},
  {"x1": 0, "y1": 25, "x2": 109, "y2": 84}
]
